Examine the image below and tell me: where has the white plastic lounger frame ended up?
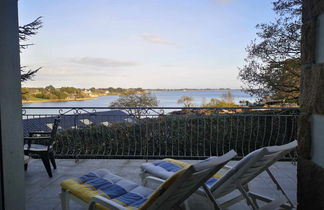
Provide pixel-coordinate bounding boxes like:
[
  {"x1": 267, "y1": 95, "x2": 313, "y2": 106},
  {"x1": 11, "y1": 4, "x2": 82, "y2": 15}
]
[
  {"x1": 60, "y1": 150, "x2": 237, "y2": 210},
  {"x1": 141, "y1": 140, "x2": 298, "y2": 210},
  {"x1": 209, "y1": 140, "x2": 297, "y2": 210}
]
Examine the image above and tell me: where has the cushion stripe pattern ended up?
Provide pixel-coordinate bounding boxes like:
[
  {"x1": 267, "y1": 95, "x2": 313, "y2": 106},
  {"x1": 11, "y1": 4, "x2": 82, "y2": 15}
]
[
  {"x1": 60, "y1": 169, "x2": 154, "y2": 210},
  {"x1": 141, "y1": 158, "x2": 224, "y2": 187},
  {"x1": 153, "y1": 161, "x2": 182, "y2": 172}
]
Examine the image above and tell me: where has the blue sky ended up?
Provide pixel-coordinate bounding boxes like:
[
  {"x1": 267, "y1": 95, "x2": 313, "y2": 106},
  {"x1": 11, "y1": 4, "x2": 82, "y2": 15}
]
[{"x1": 19, "y1": 0, "x2": 276, "y2": 89}]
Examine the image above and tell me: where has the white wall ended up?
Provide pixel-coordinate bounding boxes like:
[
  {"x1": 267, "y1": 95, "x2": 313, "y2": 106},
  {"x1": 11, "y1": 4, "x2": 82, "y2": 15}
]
[
  {"x1": 316, "y1": 13, "x2": 324, "y2": 63},
  {"x1": 312, "y1": 13, "x2": 324, "y2": 167},
  {"x1": 311, "y1": 114, "x2": 324, "y2": 167},
  {"x1": 0, "y1": 0, "x2": 25, "y2": 209}
]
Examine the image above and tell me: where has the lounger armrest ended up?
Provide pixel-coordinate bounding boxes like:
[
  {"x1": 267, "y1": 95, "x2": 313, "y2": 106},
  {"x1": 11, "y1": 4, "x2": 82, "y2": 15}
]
[
  {"x1": 88, "y1": 195, "x2": 127, "y2": 210},
  {"x1": 143, "y1": 176, "x2": 165, "y2": 190},
  {"x1": 223, "y1": 165, "x2": 233, "y2": 170}
]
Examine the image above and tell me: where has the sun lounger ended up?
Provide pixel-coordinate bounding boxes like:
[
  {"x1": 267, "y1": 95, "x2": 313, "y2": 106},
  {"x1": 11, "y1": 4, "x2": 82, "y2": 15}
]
[
  {"x1": 60, "y1": 150, "x2": 237, "y2": 210},
  {"x1": 141, "y1": 140, "x2": 297, "y2": 209}
]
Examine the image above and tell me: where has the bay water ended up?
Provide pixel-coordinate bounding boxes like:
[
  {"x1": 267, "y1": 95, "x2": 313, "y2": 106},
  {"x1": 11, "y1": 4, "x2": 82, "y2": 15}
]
[{"x1": 23, "y1": 90, "x2": 256, "y2": 114}]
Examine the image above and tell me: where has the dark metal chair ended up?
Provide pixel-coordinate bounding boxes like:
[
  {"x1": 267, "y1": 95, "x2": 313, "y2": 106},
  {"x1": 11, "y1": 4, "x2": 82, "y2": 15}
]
[{"x1": 24, "y1": 118, "x2": 60, "y2": 177}]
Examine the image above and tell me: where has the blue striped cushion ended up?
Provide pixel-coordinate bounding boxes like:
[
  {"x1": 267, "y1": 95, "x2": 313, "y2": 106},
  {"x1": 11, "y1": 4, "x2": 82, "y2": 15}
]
[
  {"x1": 205, "y1": 177, "x2": 218, "y2": 187},
  {"x1": 141, "y1": 159, "x2": 223, "y2": 188},
  {"x1": 65, "y1": 169, "x2": 154, "y2": 209},
  {"x1": 153, "y1": 161, "x2": 182, "y2": 172}
]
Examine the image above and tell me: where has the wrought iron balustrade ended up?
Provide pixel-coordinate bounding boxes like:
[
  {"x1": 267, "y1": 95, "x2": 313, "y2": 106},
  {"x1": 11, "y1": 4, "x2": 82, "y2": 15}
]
[{"x1": 22, "y1": 107, "x2": 299, "y2": 160}]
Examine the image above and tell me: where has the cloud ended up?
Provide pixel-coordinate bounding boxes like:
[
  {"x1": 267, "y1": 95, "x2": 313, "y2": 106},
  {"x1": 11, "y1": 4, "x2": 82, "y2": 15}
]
[
  {"x1": 140, "y1": 34, "x2": 176, "y2": 46},
  {"x1": 211, "y1": 0, "x2": 232, "y2": 3},
  {"x1": 160, "y1": 64, "x2": 181, "y2": 68},
  {"x1": 69, "y1": 57, "x2": 138, "y2": 67}
]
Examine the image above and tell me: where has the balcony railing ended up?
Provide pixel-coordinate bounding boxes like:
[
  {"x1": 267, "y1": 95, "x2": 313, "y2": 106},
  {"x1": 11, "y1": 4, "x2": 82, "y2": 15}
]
[{"x1": 22, "y1": 107, "x2": 299, "y2": 160}]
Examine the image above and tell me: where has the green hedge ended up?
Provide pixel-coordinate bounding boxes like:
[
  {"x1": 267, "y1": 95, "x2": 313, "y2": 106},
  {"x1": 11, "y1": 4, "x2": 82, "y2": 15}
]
[{"x1": 54, "y1": 111, "x2": 298, "y2": 159}]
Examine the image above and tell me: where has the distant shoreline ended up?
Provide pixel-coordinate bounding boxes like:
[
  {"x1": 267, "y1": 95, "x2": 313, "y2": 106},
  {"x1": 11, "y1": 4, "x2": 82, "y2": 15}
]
[
  {"x1": 22, "y1": 92, "x2": 148, "y2": 104},
  {"x1": 148, "y1": 88, "x2": 241, "y2": 92},
  {"x1": 22, "y1": 89, "x2": 242, "y2": 104},
  {"x1": 22, "y1": 97, "x2": 97, "y2": 104}
]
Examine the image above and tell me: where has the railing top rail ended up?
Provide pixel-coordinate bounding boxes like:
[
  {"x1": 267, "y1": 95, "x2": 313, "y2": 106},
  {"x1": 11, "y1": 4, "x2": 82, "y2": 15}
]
[{"x1": 22, "y1": 106, "x2": 300, "y2": 110}]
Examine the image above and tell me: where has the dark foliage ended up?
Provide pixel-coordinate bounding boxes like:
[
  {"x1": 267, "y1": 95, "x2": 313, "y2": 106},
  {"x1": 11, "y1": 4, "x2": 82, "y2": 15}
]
[
  {"x1": 19, "y1": 17, "x2": 43, "y2": 82},
  {"x1": 20, "y1": 66, "x2": 41, "y2": 82},
  {"x1": 239, "y1": 0, "x2": 302, "y2": 103},
  {"x1": 54, "y1": 111, "x2": 298, "y2": 159}
]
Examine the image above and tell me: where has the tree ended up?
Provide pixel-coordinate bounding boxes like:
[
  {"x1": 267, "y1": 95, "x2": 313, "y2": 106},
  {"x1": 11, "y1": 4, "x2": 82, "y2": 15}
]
[
  {"x1": 203, "y1": 98, "x2": 237, "y2": 108},
  {"x1": 21, "y1": 87, "x2": 31, "y2": 100},
  {"x1": 177, "y1": 96, "x2": 194, "y2": 107},
  {"x1": 239, "y1": 0, "x2": 302, "y2": 103},
  {"x1": 19, "y1": 17, "x2": 43, "y2": 82},
  {"x1": 221, "y1": 91, "x2": 234, "y2": 104},
  {"x1": 110, "y1": 93, "x2": 159, "y2": 119},
  {"x1": 45, "y1": 85, "x2": 55, "y2": 93}
]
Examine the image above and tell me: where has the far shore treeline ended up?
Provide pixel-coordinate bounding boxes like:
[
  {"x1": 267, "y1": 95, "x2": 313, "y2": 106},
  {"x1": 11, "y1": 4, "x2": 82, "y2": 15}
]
[
  {"x1": 21, "y1": 86, "x2": 147, "y2": 103},
  {"x1": 21, "y1": 86, "x2": 239, "y2": 104}
]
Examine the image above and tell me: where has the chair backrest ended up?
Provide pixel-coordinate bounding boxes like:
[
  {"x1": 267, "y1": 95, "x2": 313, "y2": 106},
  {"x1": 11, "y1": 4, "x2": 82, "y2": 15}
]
[
  {"x1": 210, "y1": 140, "x2": 298, "y2": 197},
  {"x1": 51, "y1": 118, "x2": 60, "y2": 139},
  {"x1": 48, "y1": 118, "x2": 60, "y2": 148},
  {"x1": 145, "y1": 150, "x2": 237, "y2": 210}
]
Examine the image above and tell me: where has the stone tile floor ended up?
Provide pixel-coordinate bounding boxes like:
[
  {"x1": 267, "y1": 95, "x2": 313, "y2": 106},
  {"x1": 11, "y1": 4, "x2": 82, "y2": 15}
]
[{"x1": 25, "y1": 159, "x2": 297, "y2": 210}]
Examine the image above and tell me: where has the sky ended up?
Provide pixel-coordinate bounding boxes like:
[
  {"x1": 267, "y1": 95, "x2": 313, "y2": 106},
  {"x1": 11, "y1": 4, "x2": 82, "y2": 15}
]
[{"x1": 19, "y1": 0, "x2": 276, "y2": 89}]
